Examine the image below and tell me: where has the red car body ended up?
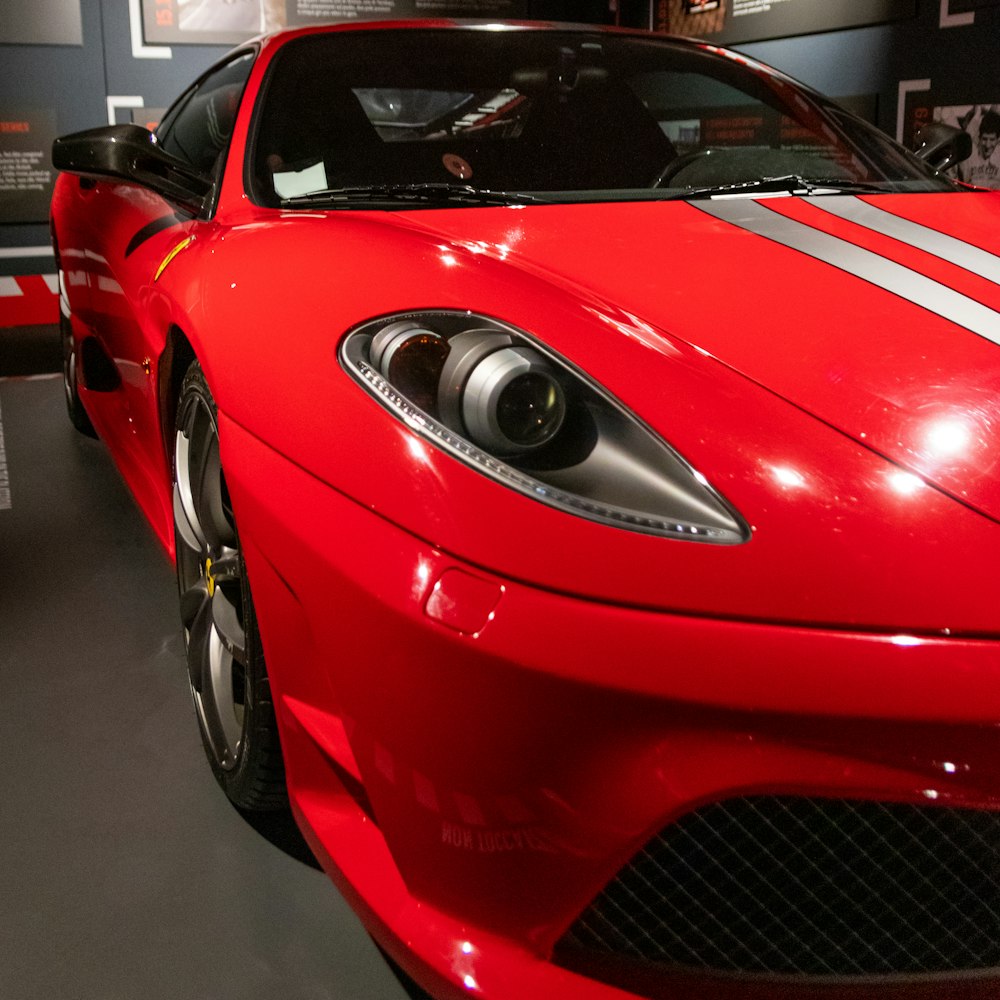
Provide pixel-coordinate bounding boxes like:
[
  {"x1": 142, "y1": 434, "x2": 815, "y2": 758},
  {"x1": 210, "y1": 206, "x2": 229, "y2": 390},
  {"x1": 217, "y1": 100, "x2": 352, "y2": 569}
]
[{"x1": 51, "y1": 20, "x2": 1000, "y2": 1000}]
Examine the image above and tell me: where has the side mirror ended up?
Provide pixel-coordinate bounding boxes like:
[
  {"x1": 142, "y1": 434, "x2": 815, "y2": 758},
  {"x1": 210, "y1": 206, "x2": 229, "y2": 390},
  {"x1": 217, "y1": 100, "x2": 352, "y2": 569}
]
[
  {"x1": 913, "y1": 121, "x2": 973, "y2": 173},
  {"x1": 52, "y1": 123, "x2": 212, "y2": 215}
]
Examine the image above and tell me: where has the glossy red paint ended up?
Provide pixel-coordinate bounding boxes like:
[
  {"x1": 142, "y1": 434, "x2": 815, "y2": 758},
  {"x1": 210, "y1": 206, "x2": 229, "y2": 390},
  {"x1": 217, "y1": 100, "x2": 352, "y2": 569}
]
[
  {"x1": 148, "y1": 204, "x2": 1000, "y2": 634},
  {"x1": 223, "y1": 410, "x2": 1000, "y2": 999},
  {"x1": 50, "y1": 20, "x2": 1000, "y2": 1000}
]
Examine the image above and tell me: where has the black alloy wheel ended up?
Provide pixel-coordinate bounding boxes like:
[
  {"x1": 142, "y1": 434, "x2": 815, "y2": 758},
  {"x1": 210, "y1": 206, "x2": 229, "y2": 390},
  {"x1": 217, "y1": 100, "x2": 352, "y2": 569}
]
[{"x1": 173, "y1": 360, "x2": 286, "y2": 809}]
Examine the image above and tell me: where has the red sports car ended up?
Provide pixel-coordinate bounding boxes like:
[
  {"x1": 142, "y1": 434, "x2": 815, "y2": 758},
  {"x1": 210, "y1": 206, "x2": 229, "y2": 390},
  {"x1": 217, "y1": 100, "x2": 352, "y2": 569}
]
[{"x1": 50, "y1": 20, "x2": 1000, "y2": 1000}]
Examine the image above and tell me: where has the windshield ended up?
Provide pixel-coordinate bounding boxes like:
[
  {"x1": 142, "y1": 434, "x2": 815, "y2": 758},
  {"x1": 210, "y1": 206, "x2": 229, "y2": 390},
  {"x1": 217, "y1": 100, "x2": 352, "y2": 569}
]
[{"x1": 250, "y1": 28, "x2": 953, "y2": 208}]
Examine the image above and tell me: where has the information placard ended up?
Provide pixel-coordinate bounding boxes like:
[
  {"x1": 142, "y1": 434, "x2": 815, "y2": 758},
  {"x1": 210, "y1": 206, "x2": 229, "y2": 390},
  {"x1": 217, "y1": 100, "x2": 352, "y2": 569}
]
[
  {"x1": 0, "y1": 109, "x2": 57, "y2": 225},
  {"x1": 142, "y1": 0, "x2": 527, "y2": 46}
]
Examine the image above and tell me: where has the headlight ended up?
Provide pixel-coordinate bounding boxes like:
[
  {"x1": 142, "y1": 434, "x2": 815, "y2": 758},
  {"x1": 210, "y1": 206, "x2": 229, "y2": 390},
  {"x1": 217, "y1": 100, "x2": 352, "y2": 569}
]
[{"x1": 340, "y1": 311, "x2": 748, "y2": 543}]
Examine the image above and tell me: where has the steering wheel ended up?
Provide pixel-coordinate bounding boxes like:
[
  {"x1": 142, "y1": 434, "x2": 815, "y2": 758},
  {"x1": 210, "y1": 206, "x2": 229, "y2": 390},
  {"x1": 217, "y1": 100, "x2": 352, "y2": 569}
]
[{"x1": 651, "y1": 148, "x2": 714, "y2": 188}]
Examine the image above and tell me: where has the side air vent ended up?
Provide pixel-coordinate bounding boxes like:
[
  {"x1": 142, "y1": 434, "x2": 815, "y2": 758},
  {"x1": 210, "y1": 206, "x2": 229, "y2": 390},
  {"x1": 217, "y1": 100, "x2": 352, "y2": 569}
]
[{"x1": 79, "y1": 336, "x2": 121, "y2": 392}]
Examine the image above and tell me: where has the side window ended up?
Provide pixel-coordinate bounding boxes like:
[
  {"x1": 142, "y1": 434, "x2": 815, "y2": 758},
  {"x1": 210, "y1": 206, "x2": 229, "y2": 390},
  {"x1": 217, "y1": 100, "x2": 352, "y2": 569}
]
[{"x1": 158, "y1": 51, "x2": 255, "y2": 175}]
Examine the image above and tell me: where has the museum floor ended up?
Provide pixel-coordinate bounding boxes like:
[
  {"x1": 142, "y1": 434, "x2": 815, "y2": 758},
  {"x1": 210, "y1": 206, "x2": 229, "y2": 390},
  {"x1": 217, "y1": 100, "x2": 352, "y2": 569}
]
[{"x1": 0, "y1": 355, "x2": 415, "y2": 999}]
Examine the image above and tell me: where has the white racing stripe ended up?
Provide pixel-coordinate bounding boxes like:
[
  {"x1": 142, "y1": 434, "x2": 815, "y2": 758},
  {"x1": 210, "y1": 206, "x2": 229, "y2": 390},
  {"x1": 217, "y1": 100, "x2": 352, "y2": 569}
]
[
  {"x1": 808, "y1": 196, "x2": 1000, "y2": 285},
  {"x1": 694, "y1": 199, "x2": 1000, "y2": 347}
]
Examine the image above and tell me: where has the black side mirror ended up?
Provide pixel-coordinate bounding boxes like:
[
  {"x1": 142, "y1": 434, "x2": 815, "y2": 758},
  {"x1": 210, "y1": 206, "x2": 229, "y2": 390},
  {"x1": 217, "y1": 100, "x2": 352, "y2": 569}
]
[
  {"x1": 52, "y1": 123, "x2": 212, "y2": 215},
  {"x1": 913, "y1": 121, "x2": 973, "y2": 173}
]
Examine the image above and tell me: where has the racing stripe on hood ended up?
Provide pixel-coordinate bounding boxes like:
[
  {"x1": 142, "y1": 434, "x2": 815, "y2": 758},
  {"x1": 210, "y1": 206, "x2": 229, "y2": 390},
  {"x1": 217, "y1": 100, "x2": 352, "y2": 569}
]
[
  {"x1": 693, "y1": 198, "x2": 1000, "y2": 347},
  {"x1": 806, "y1": 196, "x2": 1000, "y2": 285}
]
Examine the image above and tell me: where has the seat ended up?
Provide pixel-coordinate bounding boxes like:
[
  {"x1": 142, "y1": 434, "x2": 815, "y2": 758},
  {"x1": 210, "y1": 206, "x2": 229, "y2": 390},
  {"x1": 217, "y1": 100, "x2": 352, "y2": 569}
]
[{"x1": 254, "y1": 77, "x2": 382, "y2": 204}]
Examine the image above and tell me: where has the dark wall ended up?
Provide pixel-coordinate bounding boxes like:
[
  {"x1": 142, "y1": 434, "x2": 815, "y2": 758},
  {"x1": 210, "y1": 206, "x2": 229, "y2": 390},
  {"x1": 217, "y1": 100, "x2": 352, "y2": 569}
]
[{"x1": 737, "y1": 2, "x2": 1000, "y2": 145}]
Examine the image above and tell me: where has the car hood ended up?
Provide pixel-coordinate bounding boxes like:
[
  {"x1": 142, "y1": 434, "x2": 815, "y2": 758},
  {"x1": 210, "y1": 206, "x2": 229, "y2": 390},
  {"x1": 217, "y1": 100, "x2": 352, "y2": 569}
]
[{"x1": 402, "y1": 191, "x2": 1000, "y2": 525}]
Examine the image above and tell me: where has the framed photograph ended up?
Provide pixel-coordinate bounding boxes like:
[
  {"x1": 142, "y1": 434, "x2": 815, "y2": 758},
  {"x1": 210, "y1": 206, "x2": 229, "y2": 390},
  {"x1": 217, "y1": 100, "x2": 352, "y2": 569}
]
[
  {"x1": 933, "y1": 104, "x2": 1000, "y2": 188},
  {"x1": 142, "y1": 0, "x2": 288, "y2": 47},
  {"x1": 903, "y1": 85, "x2": 1000, "y2": 189}
]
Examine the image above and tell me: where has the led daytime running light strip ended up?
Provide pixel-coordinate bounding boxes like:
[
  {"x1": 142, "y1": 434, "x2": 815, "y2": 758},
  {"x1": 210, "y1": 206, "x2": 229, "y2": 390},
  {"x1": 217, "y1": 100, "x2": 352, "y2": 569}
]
[{"x1": 350, "y1": 357, "x2": 731, "y2": 540}]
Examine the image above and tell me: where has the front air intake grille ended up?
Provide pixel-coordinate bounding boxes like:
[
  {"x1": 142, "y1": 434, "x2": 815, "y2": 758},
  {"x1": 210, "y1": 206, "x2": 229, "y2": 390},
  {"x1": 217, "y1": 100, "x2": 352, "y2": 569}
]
[{"x1": 559, "y1": 797, "x2": 1000, "y2": 978}]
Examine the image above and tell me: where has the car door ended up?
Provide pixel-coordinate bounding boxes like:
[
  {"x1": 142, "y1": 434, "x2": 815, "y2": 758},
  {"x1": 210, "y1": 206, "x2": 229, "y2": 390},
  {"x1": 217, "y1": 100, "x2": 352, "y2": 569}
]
[{"x1": 70, "y1": 50, "x2": 255, "y2": 533}]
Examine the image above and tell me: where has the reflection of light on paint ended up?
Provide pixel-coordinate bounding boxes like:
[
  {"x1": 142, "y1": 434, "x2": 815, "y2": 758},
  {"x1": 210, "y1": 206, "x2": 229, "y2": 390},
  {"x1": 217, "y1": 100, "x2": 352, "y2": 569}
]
[
  {"x1": 440, "y1": 253, "x2": 458, "y2": 268},
  {"x1": 407, "y1": 436, "x2": 430, "y2": 463},
  {"x1": 943, "y1": 762, "x2": 957, "y2": 774},
  {"x1": 584, "y1": 307, "x2": 682, "y2": 355},
  {"x1": 501, "y1": 226, "x2": 525, "y2": 249},
  {"x1": 772, "y1": 466, "x2": 806, "y2": 488},
  {"x1": 891, "y1": 634, "x2": 922, "y2": 647},
  {"x1": 923, "y1": 789, "x2": 939, "y2": 800},
  {"x1": 457, "y1": 240, "x2": 512, "y2": 261},
  {"x1": 889, "y1": 470, "x2": 924, "y2": 496},
  {"x1": 454, "y1": 938, "x2": 480, "y2": 990},
  {"x1": 926, "y1": 419, "x2": 970, "y2": 458},
  {"x1": 414, "y1": 560, "x2": 432, "y2": 597}
]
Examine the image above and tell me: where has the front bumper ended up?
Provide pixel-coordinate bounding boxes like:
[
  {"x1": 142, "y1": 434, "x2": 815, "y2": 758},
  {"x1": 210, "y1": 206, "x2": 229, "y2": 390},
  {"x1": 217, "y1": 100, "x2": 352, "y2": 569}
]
[{"x1": 220, "y1": 412, "x2": 1000, "y2": 1000}]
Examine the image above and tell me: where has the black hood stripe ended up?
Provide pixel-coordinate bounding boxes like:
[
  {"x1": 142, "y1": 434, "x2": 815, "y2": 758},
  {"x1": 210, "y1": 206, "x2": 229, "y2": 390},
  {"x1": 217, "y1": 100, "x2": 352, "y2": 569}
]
[
  {"x1": 693, "y1": 198, "x2": 1000, "y2": 348},
  {"x1": 125, "y1": 213, "x2": 185, "y2": 259},
  {"x1": 807, "y1": 196, "x2": 1000, "y2": 286}
]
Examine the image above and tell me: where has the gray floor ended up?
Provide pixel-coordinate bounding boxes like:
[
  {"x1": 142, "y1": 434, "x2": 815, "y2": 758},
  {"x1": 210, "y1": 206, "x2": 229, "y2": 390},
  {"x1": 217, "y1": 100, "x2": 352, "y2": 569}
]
[{"x1": 0, "y1": 373, "x2": 411, "y2": 1000}]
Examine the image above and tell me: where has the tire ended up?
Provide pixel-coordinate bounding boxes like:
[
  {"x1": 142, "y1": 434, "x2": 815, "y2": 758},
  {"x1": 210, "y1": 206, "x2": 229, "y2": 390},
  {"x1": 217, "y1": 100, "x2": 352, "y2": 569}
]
[
  {"x1": 60, "y1": 312, "x2": 96, "y2": 437},
  {"x1": 173, "y1": 360, "x2": 287, "y2": 810}
]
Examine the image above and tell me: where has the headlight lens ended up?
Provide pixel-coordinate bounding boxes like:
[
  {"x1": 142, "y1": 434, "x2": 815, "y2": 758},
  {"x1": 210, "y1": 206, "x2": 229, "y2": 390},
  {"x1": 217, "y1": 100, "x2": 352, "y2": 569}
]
[{"x1": 340, "y1": 311, "x2": 747, "y2": 543}]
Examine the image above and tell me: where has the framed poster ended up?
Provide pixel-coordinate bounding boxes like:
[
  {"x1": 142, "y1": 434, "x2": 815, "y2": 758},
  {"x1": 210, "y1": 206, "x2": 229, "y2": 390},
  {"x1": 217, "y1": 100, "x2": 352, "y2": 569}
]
[
  {"x1": 939, "y1": 106, "x2": 1000, "y2": 187},
  {"x1": 0, "y1": 109, "x2": 57, "y2": 224},
  {"x1": 657, "y1": 0, "x2": 916, "y2": 45},
  {"x1": 0, "y1": 0, "x2": 82, "y2": 45},
  {"x1": 142, "y1": 0, "x2": 527, "y2": 46},
  {"x1": 904, "y1": 90, "x2": 1000, "y2": 189}
]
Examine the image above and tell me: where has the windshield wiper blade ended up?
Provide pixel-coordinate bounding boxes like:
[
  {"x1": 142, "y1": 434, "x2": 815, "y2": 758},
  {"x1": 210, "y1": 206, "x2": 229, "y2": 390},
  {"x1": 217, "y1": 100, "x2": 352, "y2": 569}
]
[
  {"x1": 281, "y1": 183, "x2": 547, "y2": 208},
  {"x1": 668, "y1": 174, "x2": 890, "y2": 200}
]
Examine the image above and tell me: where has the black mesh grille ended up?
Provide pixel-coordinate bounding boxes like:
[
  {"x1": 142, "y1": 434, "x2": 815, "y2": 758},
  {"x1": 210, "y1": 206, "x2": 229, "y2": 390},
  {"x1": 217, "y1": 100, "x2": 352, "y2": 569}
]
[{"x1": 560, "y1": 797, "x2": 1000, "y2": 977}]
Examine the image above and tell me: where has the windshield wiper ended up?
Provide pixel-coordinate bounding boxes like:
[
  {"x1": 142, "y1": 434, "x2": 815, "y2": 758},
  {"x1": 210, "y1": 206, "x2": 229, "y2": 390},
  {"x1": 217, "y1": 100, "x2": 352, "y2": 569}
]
[
  {"x1": 667, "y1": 174, "x2": 891, "y2": 201},
  {"x1": 280, "y1": 182, "x2": 547, "y2": 208}
]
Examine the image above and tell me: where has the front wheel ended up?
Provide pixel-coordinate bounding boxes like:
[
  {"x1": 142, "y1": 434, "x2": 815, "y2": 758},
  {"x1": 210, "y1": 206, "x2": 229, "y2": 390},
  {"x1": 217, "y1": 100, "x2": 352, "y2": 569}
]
[{"x1": 173, "y1": 360, "x2": 286, "y2": 810}]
